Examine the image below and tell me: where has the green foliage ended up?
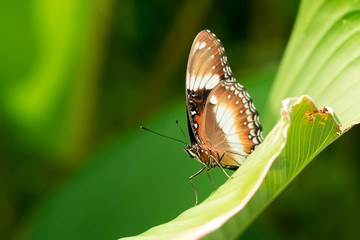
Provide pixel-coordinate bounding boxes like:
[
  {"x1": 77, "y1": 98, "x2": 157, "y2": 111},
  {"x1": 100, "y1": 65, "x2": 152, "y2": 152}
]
[
  {"x1": 0, "y1": 0, "x2": 112, "y2": 156},
  {"x1": 266, "y1": 0, "x2": 360, "y2": 131},
  {"x1": 121, "y1": 0, "x2": 360, "y2": 238},
  {"x1": 2, "y1": 0, "x2": 360, "y2": 240}
]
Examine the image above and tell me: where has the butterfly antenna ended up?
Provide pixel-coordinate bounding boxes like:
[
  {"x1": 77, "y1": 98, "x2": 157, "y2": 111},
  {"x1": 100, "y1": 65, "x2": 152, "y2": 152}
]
[
  {"x1": 140, "y1": 126, "x2": 188, "y2": 145},
  {"x1": 175, "y1": 119, "x2": 189, "y2": 142}
]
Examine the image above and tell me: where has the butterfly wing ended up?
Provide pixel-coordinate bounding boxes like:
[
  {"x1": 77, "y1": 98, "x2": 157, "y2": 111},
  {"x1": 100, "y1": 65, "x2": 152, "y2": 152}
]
[
  {"x1": 186, "y1": 30, "x2": 263, "y2": 168},
  {"x1": 203, "y1": 81, "x2": 263, "y2": 167},
  {"x1": 186, "y1": 30, "x2": 231, "y2": 145}
]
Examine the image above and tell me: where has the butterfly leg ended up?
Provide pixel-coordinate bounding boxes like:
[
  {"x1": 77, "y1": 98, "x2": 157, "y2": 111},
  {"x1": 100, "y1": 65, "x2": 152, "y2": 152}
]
[
  {"x1": 205, "y1": 168, "x2": 217, "y2": 189},
  {"x1": 189, "y1": 165, "x2": 207, "y2": 206},
  {"x1": 210, "y1": 155, "x2": 232, "y2": 179}
]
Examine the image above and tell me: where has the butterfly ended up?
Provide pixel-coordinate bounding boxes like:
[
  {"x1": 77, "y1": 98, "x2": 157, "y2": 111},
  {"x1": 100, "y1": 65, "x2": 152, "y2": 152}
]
[{"x1": 184, "y1": 30, "x2": 263, "y2": 204}]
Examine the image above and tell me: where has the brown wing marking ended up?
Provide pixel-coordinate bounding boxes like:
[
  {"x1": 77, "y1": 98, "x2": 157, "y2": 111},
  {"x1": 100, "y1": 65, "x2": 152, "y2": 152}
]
[
  {"x1": 186, "y1": 30, "x2": 234, "y2": 144},
  {"x1": 186, "y1": 30, "x2": 234, "y2": 94},
  {"x1": 201, "y1": 81, "x2": 263, "y2": 167}
]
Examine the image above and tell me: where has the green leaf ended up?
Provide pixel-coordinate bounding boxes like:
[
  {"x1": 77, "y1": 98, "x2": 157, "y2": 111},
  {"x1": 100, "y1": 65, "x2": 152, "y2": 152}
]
[
  {"x1": 120, "y1": 95, "x2": 342, "y2": 240},
  {"x1": 265, "y1": 0, "x2": 360, "y2": 132},
  {"x1": 207, "y1": 96, "x2": 343, "y2": 239}
]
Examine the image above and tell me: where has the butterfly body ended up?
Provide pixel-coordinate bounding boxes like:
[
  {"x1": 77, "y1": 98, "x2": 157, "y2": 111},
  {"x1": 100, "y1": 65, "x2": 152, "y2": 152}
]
[
  {"x1": 185, "y1": 30, "x2": 263, "y2": 174},
  {"x1": 184, "y1": 142, "x2": 226, "y2": 168}
]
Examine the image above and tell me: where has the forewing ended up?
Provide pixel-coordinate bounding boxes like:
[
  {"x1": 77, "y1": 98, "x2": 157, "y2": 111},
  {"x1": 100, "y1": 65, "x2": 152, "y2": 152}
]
[{"x1": 186, "y1": 30, "x2": 234, "y2": 144}]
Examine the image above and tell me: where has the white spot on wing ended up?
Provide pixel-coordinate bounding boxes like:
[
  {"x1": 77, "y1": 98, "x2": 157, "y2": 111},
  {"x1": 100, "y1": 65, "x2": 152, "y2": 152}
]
[
  {"x1": 199, "y1": 73, "x2": 212, "y2": 89},
  {"x1": 222, "y1": 114, "x2": 233, "y2": 134},
  {"x1": 194, "y1": 75, "x2": 203, "y2": 91},
  {"x1": 250, "y1": 129, "x2": 256, "y2": 136},
  {"x1": 209, "y1": 95, "x2": 218, "y2": 105},
  {"x1": 199, "y1": 42, "x2": 206, "y2": 50},
  {"x1": 189, "y1": 75, "x2": 196, "y2": 90},
  {"x1": 194, "y1": 42, "x2": 200, "y2": 50},
  {"x1": 215, "y1": 104, "x2": 244, "y2": 152},
  {"x1": 205, "y1": 74, "x2": 220, "y2": 89},
  {"x1": 216, "y1": 105, "x2": 226, "y2": 126},
  {"x1": 247, "y1": 115, "x2": 254, "y2": 122},
  {"x1": 219, "y1": 108, "x2": 232, "y2": 129}
]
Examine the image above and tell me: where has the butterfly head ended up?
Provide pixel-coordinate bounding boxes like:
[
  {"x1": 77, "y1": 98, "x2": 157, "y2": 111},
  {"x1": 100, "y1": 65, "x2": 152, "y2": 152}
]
[{"x1": 184, "y1": 143, "x2": 203, "y2": 164}]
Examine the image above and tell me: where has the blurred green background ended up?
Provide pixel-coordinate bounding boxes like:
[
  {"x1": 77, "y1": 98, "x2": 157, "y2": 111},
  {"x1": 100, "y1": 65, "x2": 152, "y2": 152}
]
[{"x1": 1, "y1": 0, "x2": 359, "y2": 239}]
